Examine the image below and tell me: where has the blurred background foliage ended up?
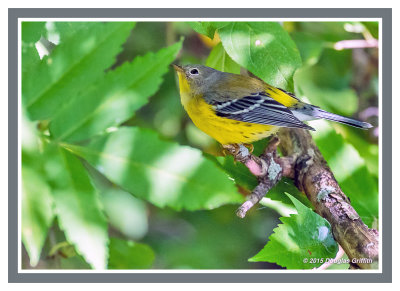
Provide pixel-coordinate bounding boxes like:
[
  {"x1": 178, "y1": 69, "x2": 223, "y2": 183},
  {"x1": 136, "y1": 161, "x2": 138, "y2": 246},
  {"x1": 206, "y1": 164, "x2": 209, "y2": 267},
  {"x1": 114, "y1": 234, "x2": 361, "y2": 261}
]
[{"x1": 21, "y1": 21, "x2": 378, "y2": 270}]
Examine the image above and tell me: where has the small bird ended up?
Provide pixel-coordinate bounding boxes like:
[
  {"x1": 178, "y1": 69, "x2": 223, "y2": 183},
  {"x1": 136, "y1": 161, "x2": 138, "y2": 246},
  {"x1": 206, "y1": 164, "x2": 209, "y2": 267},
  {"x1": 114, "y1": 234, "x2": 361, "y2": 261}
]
[{"x1": 173, "y1": 64, "x2": 372, "y2": 146}]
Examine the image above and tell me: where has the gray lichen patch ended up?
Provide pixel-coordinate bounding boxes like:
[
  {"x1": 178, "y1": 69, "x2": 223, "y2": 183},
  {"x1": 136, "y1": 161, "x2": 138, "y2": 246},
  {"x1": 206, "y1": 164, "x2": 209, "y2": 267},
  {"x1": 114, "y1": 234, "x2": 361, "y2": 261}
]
[
  {"x1": 267, "y1": 154, "x2": 282, "y2": 180},
  {"x1": 317, "y1": 226, "x2": 329, "y2": 241},
  {"x1": 317, "y1": 186, "x2": 336, "y2": 202},
  {"x1": 239, "y1": 144, "x2": 250, "y2": 157}
]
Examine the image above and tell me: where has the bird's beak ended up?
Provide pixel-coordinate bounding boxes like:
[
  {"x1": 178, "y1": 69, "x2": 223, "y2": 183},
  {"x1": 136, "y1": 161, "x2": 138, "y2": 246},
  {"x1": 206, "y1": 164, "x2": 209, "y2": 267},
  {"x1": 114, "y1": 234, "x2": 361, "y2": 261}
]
[{"x1": 172, "y1": 64, "x2": 184, "y2": 73}]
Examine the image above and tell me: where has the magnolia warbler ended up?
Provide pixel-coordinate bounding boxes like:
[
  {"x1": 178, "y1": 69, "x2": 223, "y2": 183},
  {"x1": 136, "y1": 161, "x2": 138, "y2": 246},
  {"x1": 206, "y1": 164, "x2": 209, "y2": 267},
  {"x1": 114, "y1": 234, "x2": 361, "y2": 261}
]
[{"x1": 173, "y1": 64, "x2": 372, "y2": 145}]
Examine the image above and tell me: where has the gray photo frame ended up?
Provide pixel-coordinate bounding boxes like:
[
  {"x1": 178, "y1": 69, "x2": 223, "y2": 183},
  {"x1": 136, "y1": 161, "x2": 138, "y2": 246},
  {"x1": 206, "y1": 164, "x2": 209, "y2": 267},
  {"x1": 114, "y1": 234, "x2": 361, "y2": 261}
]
[{"x1": 9, "y1": 8, "x2": 392, "y2": 283}]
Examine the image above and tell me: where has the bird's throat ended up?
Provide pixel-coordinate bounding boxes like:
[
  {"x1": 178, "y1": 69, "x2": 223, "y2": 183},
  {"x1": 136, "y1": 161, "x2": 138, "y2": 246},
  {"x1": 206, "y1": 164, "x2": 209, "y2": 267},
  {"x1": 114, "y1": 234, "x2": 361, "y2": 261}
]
[{"x1": 177, "y1": 72, "x2": 192, "y2": 106}]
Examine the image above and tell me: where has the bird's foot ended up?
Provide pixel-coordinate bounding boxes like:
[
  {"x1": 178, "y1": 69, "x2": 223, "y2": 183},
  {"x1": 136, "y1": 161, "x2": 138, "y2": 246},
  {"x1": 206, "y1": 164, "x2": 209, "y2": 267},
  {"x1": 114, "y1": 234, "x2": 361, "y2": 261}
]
[{"x1": 222, "y1": 144, "x2": 241, "y2": 156}]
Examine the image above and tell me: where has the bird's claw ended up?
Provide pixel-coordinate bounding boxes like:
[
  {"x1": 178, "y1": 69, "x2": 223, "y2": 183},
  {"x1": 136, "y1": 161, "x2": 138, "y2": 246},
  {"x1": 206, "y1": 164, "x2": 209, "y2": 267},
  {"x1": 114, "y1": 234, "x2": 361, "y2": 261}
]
[{"x1": 222, "y1": 144, "x2": 241, "y2": 156}]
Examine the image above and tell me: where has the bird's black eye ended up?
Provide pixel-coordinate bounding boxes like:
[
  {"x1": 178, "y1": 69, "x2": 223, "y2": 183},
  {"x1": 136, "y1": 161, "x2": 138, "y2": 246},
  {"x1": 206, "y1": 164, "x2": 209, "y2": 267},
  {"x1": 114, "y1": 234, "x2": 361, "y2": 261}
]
[{"x1": 190, "y1": 68, "x2": 199, "y2": 75}]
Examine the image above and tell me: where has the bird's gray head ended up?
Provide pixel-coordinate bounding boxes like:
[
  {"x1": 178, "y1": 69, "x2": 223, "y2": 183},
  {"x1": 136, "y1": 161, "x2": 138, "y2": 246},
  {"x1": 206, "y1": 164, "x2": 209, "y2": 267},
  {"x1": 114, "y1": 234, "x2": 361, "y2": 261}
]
[{"x1": 173, "y1": 64, "x2": 221, "y2": 96}]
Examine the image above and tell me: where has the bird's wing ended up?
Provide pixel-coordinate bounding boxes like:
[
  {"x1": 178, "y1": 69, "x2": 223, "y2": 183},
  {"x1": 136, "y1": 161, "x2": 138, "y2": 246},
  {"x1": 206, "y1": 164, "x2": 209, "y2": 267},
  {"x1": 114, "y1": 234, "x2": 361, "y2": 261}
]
[{"x1": 211, "y1": 92, "x2": 315, "y2": 130}]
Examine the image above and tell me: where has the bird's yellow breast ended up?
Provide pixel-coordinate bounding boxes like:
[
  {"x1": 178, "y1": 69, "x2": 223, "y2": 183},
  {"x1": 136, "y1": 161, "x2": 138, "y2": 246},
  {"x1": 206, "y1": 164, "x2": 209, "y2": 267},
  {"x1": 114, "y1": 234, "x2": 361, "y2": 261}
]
[{"x1": 180, "y1": 91, "x2": 278, "y2": 145}]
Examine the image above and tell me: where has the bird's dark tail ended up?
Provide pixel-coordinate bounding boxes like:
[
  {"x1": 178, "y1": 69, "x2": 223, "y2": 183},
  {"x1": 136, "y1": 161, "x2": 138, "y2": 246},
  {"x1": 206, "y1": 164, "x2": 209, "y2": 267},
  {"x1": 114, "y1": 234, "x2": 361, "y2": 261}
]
[{"x1": 313, "y1": 108, "x2": 372, "y2": 129}]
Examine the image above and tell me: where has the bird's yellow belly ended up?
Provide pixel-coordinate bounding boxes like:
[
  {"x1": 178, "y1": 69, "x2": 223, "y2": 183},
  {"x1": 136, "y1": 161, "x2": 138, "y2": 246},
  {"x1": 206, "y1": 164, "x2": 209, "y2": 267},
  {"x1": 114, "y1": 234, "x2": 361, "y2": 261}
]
[{"x1": 183, "y1": 96, "x2": 278, "y2": 145}]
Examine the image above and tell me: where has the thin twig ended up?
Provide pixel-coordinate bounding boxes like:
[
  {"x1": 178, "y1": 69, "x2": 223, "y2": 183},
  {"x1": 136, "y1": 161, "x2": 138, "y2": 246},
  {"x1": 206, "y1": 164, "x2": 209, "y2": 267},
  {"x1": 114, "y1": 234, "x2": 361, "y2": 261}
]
[
  {"x1": 315, "y1": 245, "x2": 346, "y2": 270},
  {"x1": 334, "y1": 39, "x2": 378, "y2": 50},
  {"x1": 224, "y1": 138, "x2": 287, "y2": 218}
]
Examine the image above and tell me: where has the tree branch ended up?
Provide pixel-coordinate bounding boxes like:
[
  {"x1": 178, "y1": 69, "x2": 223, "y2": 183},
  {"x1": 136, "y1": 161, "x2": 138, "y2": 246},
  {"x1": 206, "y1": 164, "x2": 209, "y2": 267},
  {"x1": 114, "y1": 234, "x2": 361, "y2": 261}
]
[{"x1": 224, "y1": 128, "x2": 379, "y2": 269}]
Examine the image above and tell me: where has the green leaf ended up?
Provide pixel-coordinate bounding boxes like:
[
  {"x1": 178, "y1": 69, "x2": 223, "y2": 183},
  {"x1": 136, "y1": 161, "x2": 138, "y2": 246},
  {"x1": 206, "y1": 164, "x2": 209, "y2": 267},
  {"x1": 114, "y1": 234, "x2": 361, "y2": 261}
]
[
  {"x1": 102, "y1": 188, "x2": 149, "y2": 240},
  {"x1": 311, "y1": 124, "x2": 378, "y2": 227},
  {"x1": 362, "y1": 22, "x2": 379, "y2": 39},
  {"x1": 294, "y1": 65, "x2": 358, "y2": 116},
  {"x1": 334, "y1": 125, "x2": 379, "y2": 177},
  {"x1": 290, "y1": 31, "x2": 324, "y2": 67},
  {"x1": 217, "y1": 22, "x2": 302, "y2": 91},
  {"x1": 49, "y1": 22, "x2": 98, "y2": 42},
  {"x1": 84, "y1": 162, "x2": 148, "y2": 240},
  {"x1": 49, "y1": 40, "x2": 183, "y2": 143},
  {"x1": 206, "y1": 42, "x2": 240, "y2": 74},
  {"x1": 267, "y1": 178, "x2": 313, "y2": 209},
  {"x1": 215, "y1": 155, "x2": 258, "y2": 190},
  {"x1": 22, "y1": 22, "x2": 135, "y2": 121},
  {"x1": 188, "y1": 22, "x2": 217, "y2": 39},
  {"x1": 21, "y1": 166, "x2": 54, "y2": 267},
  {"x1": 313, "y1": 49, "x2": 353, "y2": 89},
  {"x1": 22, "y1": 21, "x2": 46, "y2": 43},
  {"x1": 249, "y1": 193, "x2": 338, "y2": 269},
  {"x1": 108, "y1": 237, "x2": 155, "y2": 269},
  {"x1": 62, "y1": 127, "x2": 243, "y2": 210},
  {"x1": 21, "y1": 22, "x2": 45, "y2": 75},
  {"x1": 296, "y1": 22, "x2": 355, "y2": 43},
  {"x1": 52, "y1": 148, "x2": 109, "y2": 269}
]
